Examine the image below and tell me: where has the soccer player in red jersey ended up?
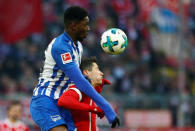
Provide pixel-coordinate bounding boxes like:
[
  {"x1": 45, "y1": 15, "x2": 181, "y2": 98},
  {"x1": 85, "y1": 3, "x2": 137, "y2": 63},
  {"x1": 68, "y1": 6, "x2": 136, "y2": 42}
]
[
  {"x1": 0, "y1": 100, "x2": 29, "y2": 131},
  {"x1": 58, "y1": 57, "x2": 119, "y2": 131}
]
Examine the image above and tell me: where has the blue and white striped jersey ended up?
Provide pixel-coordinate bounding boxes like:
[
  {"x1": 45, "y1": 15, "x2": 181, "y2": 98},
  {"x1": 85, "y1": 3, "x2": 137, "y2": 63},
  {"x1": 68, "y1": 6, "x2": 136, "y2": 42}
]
[{"x1": 33, "y1": 32, "x2": 83, "y2": 99}]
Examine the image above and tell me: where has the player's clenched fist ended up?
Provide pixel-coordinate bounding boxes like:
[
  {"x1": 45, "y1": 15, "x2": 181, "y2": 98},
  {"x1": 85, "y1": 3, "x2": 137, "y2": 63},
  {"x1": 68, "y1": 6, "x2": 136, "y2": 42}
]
[{"x1": 89, "y1": 106, "x2": 105, "y2": 119}]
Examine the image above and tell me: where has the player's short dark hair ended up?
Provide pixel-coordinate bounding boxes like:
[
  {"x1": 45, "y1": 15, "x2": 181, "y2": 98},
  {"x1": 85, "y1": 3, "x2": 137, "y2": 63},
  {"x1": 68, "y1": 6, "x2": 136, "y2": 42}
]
[
  {"x1": 80, "y1": 56, "x2": 97, "y2": 72},
  {"x1": 64, "y1": 6, "x2": 88, "y2": 27},
  {"x1": 7, "y1": 100, "x2": 22, "y2": 111}
]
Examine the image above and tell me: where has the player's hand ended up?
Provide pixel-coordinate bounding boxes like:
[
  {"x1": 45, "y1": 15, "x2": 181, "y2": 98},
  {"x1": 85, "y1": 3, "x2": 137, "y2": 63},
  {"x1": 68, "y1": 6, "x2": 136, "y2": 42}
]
[
  {"x1": 89, "y1": 106, "x2": 104, "y2": 119},
  {"x1": 111, "y1": 117, "x2": 120, "y2": 128},
  {"x1": 93, "y1": 107, "x2": 104, "y2": 119},
  {"x1": 89, "y1": 106, "x2": 103, "y2": 114},
  {"x1": 102, "y1": 78, "x2": 111, "y2": 85},
  {"x1": 97, "y1": 110, "x2": 104, "y2": 119}
]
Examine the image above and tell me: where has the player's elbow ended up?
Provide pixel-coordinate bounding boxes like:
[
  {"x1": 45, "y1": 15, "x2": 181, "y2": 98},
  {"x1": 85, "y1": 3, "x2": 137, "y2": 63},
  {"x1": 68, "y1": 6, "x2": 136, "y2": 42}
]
[
  {"x1": 57, "y1": 97, "x2": 64, "y2": 107},
  {"x1": 57, "y1": 97, "x2": 71, "y2": 110}
]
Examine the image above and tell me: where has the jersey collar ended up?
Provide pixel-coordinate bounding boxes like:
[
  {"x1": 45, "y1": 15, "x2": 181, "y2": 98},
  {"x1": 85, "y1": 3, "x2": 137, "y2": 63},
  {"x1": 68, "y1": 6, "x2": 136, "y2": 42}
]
[
  {"x1": 63, "y1": 31, "x2": 73, "y2": 43},
  {"x1": 63, "y1": 31, "x2": 79, "y2": 46}
]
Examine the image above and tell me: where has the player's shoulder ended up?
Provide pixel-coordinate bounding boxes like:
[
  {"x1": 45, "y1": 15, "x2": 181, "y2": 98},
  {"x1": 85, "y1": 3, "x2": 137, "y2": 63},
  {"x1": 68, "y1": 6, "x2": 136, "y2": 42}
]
[
  {"x1": 17, "y1": 120, "x2": 26, "y2": 125},
  {"x1": 0, "y1": 119, "x2": 5, "y2": 125},
  {"x1": 52, "y1": 33, "x2": 72, "y2": 52},
  {"x1": 77, "y1": 41, "x2": 83, "y2": 50},
  {"x1": 0, "y1": 119, "x2": 8, "y2": 124},
  {"x1": 69, "y1": 86, "x2": 86, "y2": 98},
  {"x1": 67, "y1": 85, "x2": 83, "y2": 101},
  {"x1": 0, "y1": 119, "x2": 27, "y2": 128},
  {"x1": 18, "y1": 121, "x2": 29, "y2": 129},
  {"x1": 68, "y1": 85, "x2": 79, "y2": 92},
  {"x1": 77, "y1": 41, "x2": 82, "y2": 46}
]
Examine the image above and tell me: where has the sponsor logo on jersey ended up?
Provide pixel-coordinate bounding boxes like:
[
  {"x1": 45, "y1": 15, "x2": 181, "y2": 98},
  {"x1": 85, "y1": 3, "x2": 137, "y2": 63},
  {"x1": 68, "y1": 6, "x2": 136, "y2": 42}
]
[
  {"x1": 61, "y1": 52, "x2": 72, "y2": 64},
  {"x1": 51, "y1": 115, "x2": 61, "y2": 122}
]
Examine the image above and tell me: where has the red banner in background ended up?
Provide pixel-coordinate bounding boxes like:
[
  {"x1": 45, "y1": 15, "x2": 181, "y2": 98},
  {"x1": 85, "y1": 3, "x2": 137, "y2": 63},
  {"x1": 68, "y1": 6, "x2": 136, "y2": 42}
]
[
  {"x1": 137, "y1": 0, "x2": 158, "y2": 21},
  {"x1": 0, "y1": 0, "x2": 43, "y2": 44},
  {"x1": 137, "y1": 0, "x2": 190, "y2": 21}
]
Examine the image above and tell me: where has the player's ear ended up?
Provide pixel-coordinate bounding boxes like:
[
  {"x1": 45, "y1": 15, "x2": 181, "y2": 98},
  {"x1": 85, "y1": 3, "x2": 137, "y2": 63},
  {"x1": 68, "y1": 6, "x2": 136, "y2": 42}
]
[
  {"x1": 70, "y1": 21, "x2": 78, "y2": 31},
  {"x1": 83, "y1": 70, "x2": 88, "y2": 76},
  {"x1": 67, "y1": 22, "x2": 74, "y2": 31}
]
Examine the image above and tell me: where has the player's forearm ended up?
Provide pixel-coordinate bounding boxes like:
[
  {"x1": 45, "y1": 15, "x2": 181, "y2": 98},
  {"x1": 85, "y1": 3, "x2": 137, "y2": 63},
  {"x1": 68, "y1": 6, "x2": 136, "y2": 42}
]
[
  {"x1": 58, "y1": 98, "x2": 91, "y2": 112},
  {"x1": 65, "y1": 66, "x2": 116, "y2": 123},
  {"x1": 58, "y1": 91, "x2": 102, "y2": 113},
  {"x1": 58, "y1": 92, "x2": 91, "y2": 111}
]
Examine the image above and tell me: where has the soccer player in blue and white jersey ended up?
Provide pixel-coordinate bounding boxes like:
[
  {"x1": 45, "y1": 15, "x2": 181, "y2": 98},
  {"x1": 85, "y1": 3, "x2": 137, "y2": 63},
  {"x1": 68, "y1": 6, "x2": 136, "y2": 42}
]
[{"x1": 30, "y1": 6, "x2": 119, "y2": 131}]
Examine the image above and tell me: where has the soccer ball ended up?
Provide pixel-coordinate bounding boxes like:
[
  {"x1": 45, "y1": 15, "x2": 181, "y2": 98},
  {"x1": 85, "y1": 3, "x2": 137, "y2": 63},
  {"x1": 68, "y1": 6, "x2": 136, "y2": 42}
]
[{"x1": 100, "y1": 28, "x2": 128, "y2": 55}]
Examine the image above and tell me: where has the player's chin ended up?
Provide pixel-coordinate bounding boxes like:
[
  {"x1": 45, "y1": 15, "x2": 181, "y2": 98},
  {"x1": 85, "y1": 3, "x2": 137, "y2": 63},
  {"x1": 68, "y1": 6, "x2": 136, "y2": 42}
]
[
  {"x1": 78, "y1": 37, "x2": 84, "y2": 42},
  {"x1": 78, "y1": 36, "x2": 87, "y2": 42},
  {"x1": 81, "y1": 33, "x2": 88, "y2": 39},
  {"x1": 99, "y1": 80, "x2": 103, "y2": 85}
]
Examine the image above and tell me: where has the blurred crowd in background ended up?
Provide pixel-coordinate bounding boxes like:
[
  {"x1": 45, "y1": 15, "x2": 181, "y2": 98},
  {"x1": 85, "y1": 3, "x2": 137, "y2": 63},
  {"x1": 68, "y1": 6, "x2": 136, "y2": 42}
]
[{"x1": 0, "y1": 0, "x2": 195, "y2": 129}]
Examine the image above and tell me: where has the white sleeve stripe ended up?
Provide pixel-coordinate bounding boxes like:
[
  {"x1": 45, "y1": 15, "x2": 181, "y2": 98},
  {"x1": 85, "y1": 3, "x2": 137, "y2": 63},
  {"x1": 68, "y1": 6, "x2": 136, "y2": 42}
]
[{"x1": 69, "y1": 88, "x2": 82, "y2": 101}]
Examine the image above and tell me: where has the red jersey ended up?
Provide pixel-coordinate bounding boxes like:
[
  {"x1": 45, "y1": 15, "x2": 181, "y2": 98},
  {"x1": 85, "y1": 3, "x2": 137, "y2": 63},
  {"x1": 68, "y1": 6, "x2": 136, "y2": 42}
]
[
  {"x1": 0, "y1": 119, "x2": 29, "y2": 131},
  {"x1": 58, "y1": 78, "x2": 110, "y2": 131},
  {"x1": 68, "y1": 86, "x2": 98, "y2": 131}
]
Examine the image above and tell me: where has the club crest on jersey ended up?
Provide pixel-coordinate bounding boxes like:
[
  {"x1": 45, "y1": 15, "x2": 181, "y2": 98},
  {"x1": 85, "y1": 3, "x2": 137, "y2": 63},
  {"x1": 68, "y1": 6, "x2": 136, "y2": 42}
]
[
  {"x1": 51, "y1": 115, "x2": 61, "y2": 122},
  {"x1": 61, "y1": 53, "x2": 72, "y2": 64}
]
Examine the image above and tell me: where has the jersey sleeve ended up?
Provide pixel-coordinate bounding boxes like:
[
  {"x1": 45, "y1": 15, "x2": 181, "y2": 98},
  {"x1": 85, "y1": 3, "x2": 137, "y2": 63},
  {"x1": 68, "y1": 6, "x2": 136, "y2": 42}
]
[
  {"x1": 68, "y1": 87, "x2": 82, "y2": 101},
  {"x1": 58, "y1": 88, "x2": 92, "y2": 111}
]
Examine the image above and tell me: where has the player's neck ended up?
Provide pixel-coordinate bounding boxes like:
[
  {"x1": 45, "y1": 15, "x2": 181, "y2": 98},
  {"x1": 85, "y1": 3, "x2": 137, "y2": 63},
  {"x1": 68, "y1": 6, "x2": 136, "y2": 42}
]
[
  {"x1": 65, "y1": 29, "x2": 77, "y2": 44},
  {"x1": 92, "y1": 82, "x2": 96, "y2": 87},
  {"x1": 9, "y1": 117, "x2": 18, "y2": 123}
]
